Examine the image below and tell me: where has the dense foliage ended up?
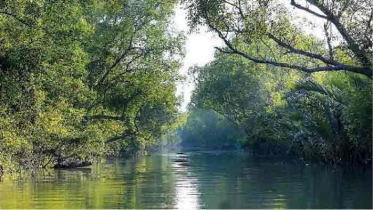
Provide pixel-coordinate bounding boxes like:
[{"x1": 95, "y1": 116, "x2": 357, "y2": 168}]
[
  {"x1": 178, "y1": 109, "x2": 244, "y2": 150},
  {"x1": 179, "y1": 0, "x2": 372, "y2": 164},
  {"x1": 0, "y1": 0, "x2": 371, "y2": 175},
  {"x1": 182, "y1": 0, "x2": 372, "y2": 77},
  {"x1": 185, "y1": 50, "x2": 371, "y2": 163},
  {"x1": 0, "y1": 0, "x2": 184, "y2": 172}
]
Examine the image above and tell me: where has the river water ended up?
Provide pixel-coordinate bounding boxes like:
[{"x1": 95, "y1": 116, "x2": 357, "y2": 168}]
[{"x1": 0, "y1": 151, "x2": 371, "y2": 209}]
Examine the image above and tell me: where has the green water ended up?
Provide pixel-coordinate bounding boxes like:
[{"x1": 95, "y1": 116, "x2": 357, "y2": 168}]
[{"x1": 0, "y1": 152, "x2": 371, "y2": 209}]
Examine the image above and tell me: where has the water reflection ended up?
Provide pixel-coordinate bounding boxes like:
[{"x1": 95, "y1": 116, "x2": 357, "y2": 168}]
[
  {"x1": 173, "y1": 153, "x2": 202, "y2": 209},
  {"x1": 185, "y1": 153, "x2": 372, "y2": 209},
  {"x1": 0, "y1": 152, "x2": 371, "y2": 209}
]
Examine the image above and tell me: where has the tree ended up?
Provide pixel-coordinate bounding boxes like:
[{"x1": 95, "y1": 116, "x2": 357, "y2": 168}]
[
  {"x1": 0, "y1": 0, "x2": 184, "y2": 171},
  {"x1": 189, "y1": 50, "x2": 296, "y2": 154},
  {"x1": 188, "y1": 42, "x2": 371, "y2": 162},
  {"x1": 182, "y1": 0, "x2": 373, "y2": 77}
]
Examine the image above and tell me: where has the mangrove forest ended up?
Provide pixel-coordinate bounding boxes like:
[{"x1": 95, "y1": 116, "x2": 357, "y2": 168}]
[{"x1": 0, "y1": 0, "x2": 372, "y2": 209}]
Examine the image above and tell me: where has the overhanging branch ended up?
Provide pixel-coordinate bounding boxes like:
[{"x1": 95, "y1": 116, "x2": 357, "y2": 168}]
[
  {"x1": 290, "y1": 0, "x2": 328, "y2": 20},
  {"x1": 105, "y1": 130, "x2": 136, "y2": 144},
  {"x1": 267, "y1": 33, "x2": 339, "y2": 66},
  {"x1": 215, "y1": 46, "x2": 372, "y2": 77},
  {"x1": 204, "y1": 7, "x2": 372, "y2": 78},
  {"x1": 291, "y1": 0, "x2": 372, "y2": 67},
  {"x1": 85, "y1": 115, "x2": 126, "y2": 121}
]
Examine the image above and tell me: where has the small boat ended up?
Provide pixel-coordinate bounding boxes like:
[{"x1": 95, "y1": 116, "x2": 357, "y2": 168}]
[{"x1": 174, "y1": 158, "x2": 189, "y2": 163}]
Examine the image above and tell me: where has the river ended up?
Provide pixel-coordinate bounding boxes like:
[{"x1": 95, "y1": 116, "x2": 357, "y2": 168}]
[{"x1": 0, "y1": 151, "x2": 371, "y2": 209}]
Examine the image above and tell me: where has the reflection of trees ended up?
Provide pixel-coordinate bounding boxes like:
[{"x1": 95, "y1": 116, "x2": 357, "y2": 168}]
[
  {"x1": 0, "y1": 168, "x2": 95, "y2": 208},
  {"x1": 0, "y1": 156, "x2": 178, "y2": 209},
  {"x1": 186, "y1": 154, "x2": 372, "y2": 209},
  {"x1": 0, "y1": 154, "x2": 371, "y2": 209},
  {"x1": 119, "y1": 155, "x2": 177, "y2": 209}
]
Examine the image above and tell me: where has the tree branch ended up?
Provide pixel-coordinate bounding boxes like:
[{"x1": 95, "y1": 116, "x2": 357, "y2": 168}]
[
  {"x1": 290, "y1": 0, "x2": 328, "y2": 20},
  {"x1": 105, "y1": 130, "x2": 136, "y2": 144},
  {"x1": 215, "y1": 46, "x2": 372, "y2": 77},
  {"x1": 267, "y1": 33, "x2": 338, "y2": 66},
  {"x1": 0, "y1": 11, "x2": 33, "y2": 27},
  {"x1": 301, "y1": 0, "x2": 372, "y2": 67},
  {"x1": 85, "y1": 115, "x2": 126, "y2": 121},
  {"x1": 95, "y1": 14, "x2": 150, "y2": 88},
  {"x1": 324, "y1": 21, "x2": 334, "y2": 61},
  {"x1": 203, "y1": 6, "x2": 372, "y2": 78},
  {"x1": 95, "y1": 37, "x2": 135, "y2": 87}
]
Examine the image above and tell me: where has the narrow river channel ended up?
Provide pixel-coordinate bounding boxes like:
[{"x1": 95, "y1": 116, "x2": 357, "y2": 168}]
[{"x1": 0, "y1": 151, "x2": 371, "y2": 209}]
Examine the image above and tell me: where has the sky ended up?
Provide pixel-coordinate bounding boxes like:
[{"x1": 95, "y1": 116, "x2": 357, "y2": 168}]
[{"x1": 173, "y1": 5, "x2": 222, "y2": 112}]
